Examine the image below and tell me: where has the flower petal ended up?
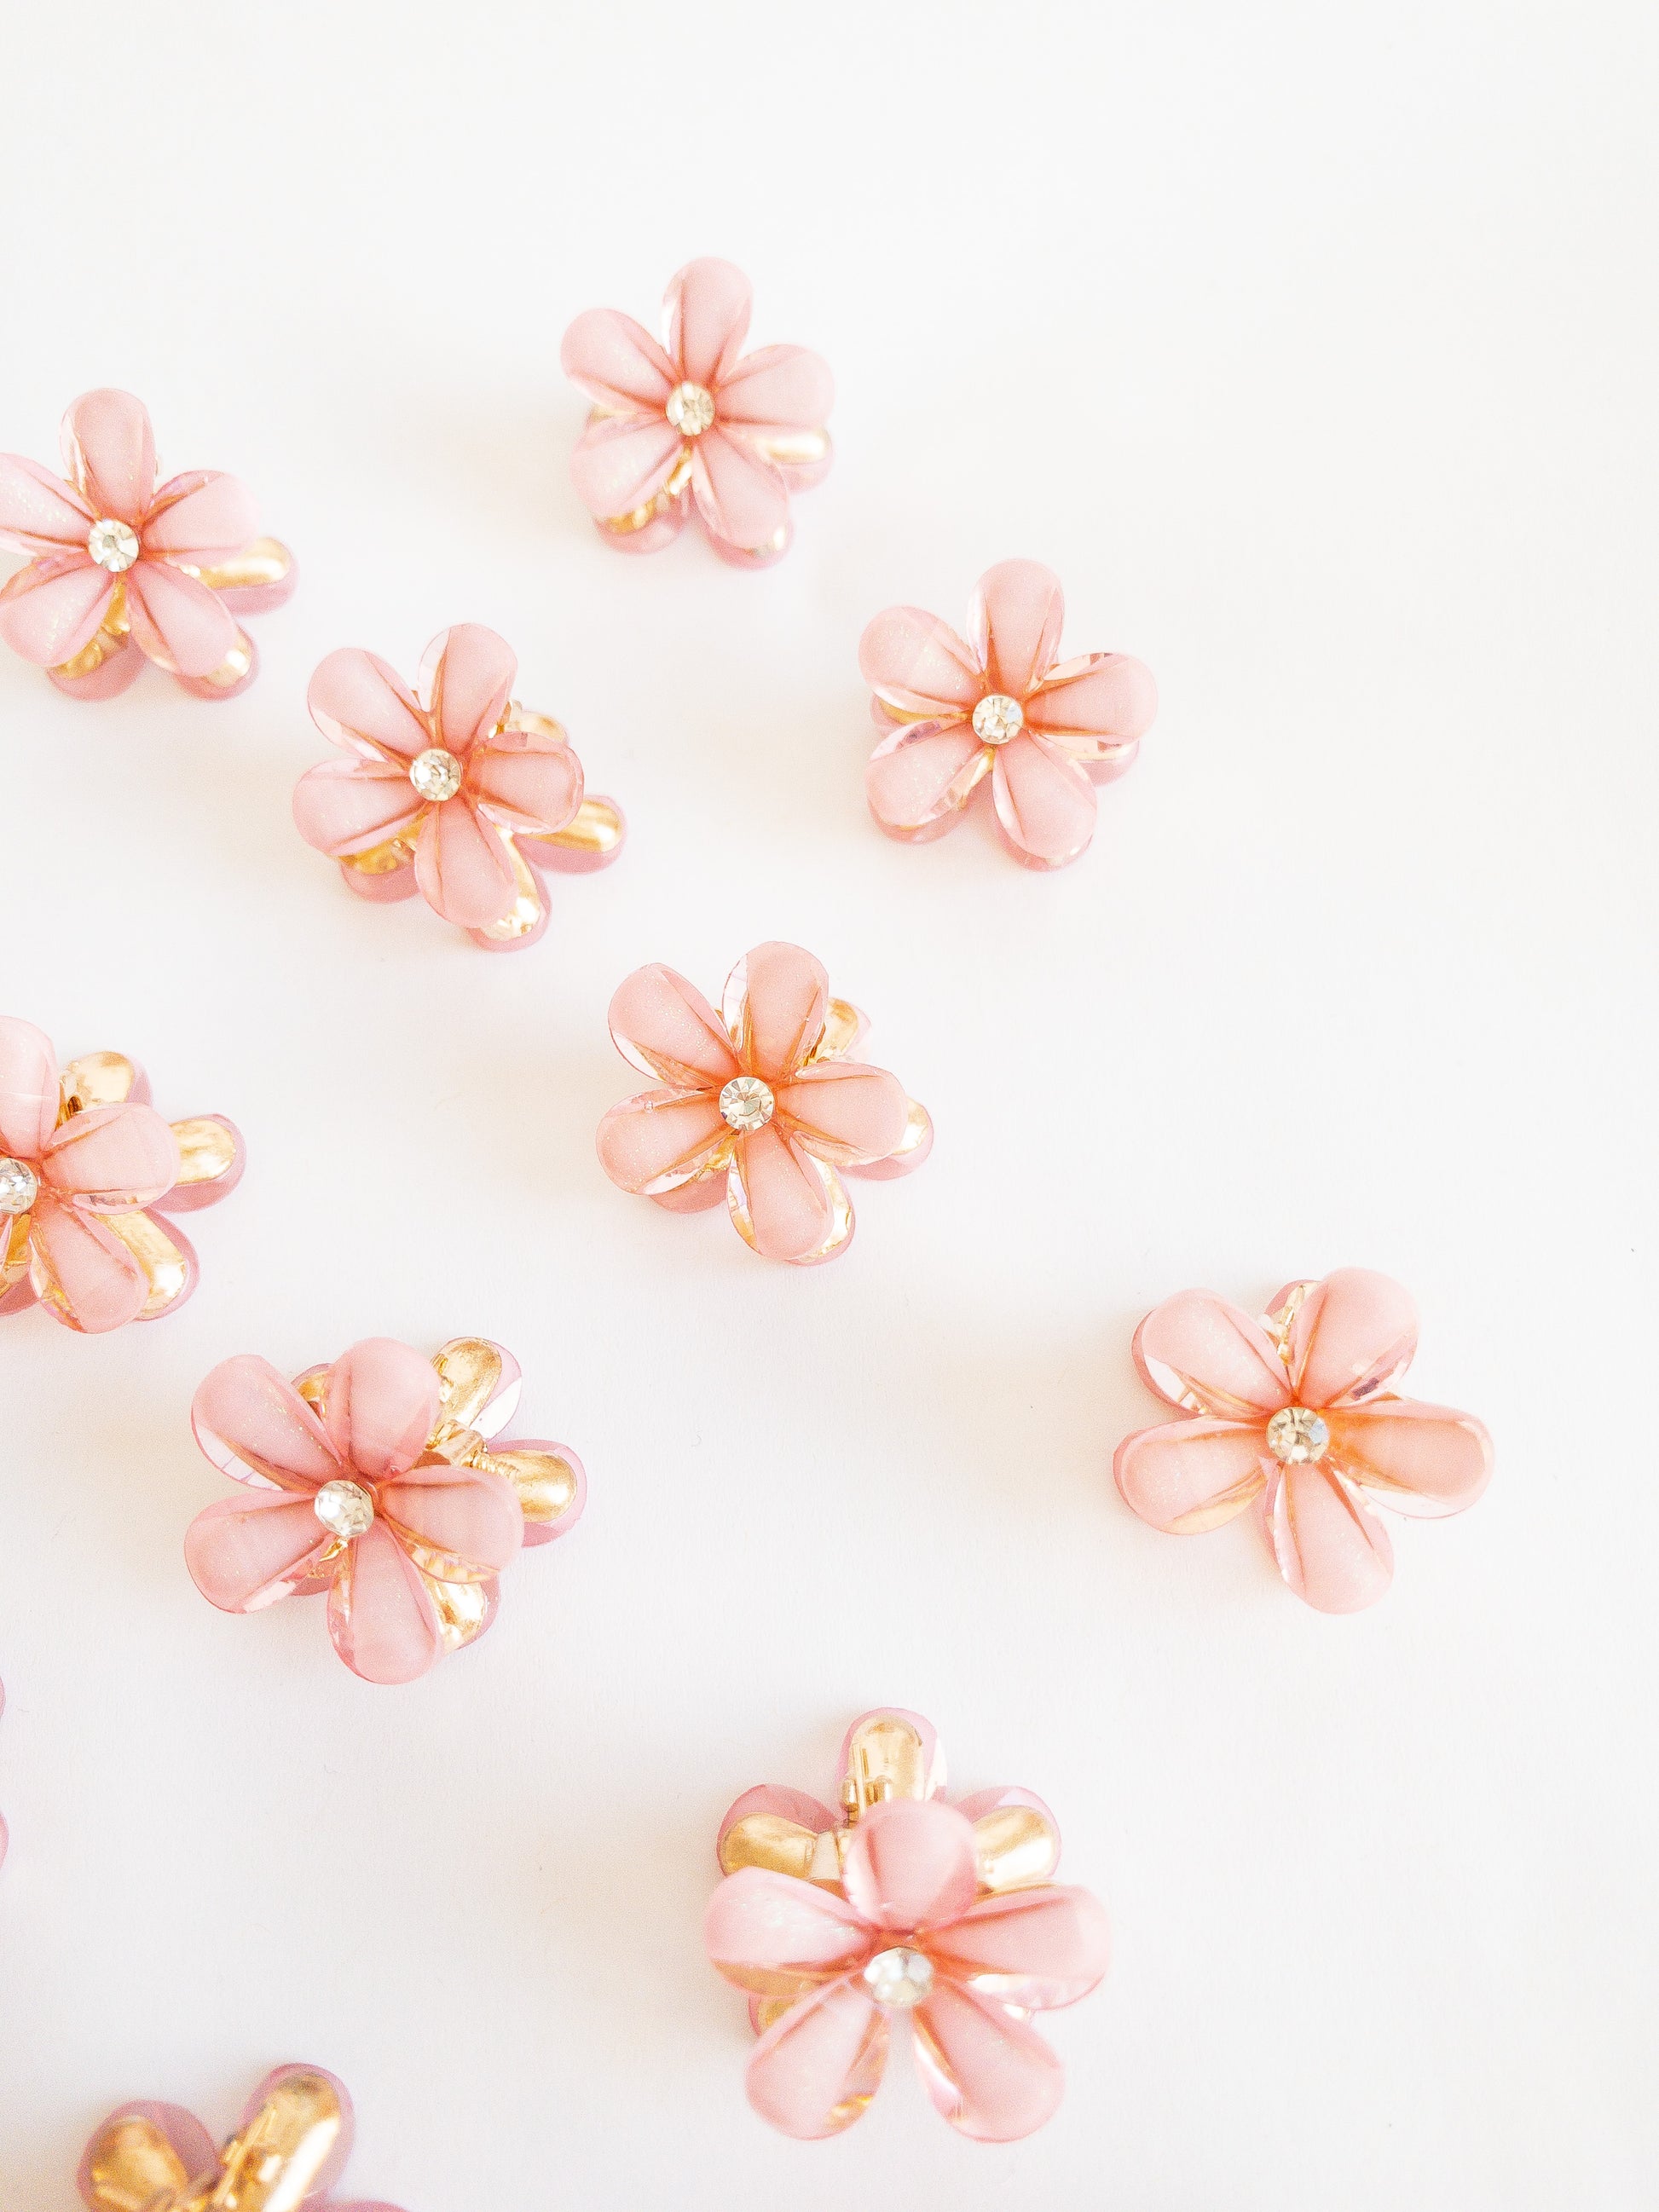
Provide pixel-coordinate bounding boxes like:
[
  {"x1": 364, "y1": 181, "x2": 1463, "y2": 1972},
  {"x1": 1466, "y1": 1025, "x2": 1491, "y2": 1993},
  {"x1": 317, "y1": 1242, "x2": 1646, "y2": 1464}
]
[
  {"x1": 728, "y1": 1124, "x2": 835, "y2": 1262},
  {"x1": 468, "y1": 728, "x2": 583, "y2": 836},
  {"x1": 0, "y1": 453, "x2": 92, "y2": 552},
  {"x1": 0, "y1": 1015, "x2": 60, "y2": 1154},
  {"x1": 41, "y1": 1102, "x2": 178, "y2": 1210},
  {"x1": 378, "y1": 1459, "x2": 523, "y2": 1581},
  {"x1": 1114, "y1": 1416, "x2": 1274, "y2": 1533},
  {"x1": 841, "y1": 1798, "x2": 980, "y2": 1933},
  {"x1": 1132, "y1": 1289, "x2": 1292, "y2": 1418},
  {"x1": 991, "y1": 731, "x2": 1098, "y2": 868},
  {"x1": 124, "y1": 561, "x2": 240, "y2": 679},
  {"x1": 308, "y1": 647, "x2": 432, "y2": 763},
  {"x1": 0, "y1": 552, "x2": 113, "y2": 667},
  {"x1": 689, "y1": 429, "x2": 789, "y2": 556},
  {"x1": 665, "y1": 257, "x2": 752, "y2": 385},
  {"x1": 912, "y1": 1980, "x2": 1066, "y2": 2142},
  {"x1": 1327, "y1": 1400, "x2": 1494, "y2": 1517},
  {"x1": 706, "y1": 1868, "x2": 873, "y2": 1995},
  {"x1": 424, "y1": 622, "x2": 517, "y2": 752},
  {"x1": 775, "y1": 1062, "x2": 910, "y2": 1166},
  {"x1": 725, "y1": 941, "x2": 829, "y2": 1080},
  {"x1": 293, "y1": 759, "x2": 425, "y2": 858},
  {"x1": 413, "y1": 799, "x2": 520, "y2": 929},
  {"x1": 927, "y1": 1885, "x2": 1110, "y2": 2010},
  {"x1": 970, "y1": 558, "x2": 1066, "y2": 696},
  {"x1": 26, "y1": 1193, "x2": 148, "y2": 1332},
  {"x1": 1287, "y1": 1269, "x2": 1419, "y2": 1408},
  {"x1": 858, "y1": 605, "x2": 984, "y2": 718},
  {"x1": 1264, "y1": 1464, "x2": 1395, "y2": 1612},
  {"x1": 192, "y1": 1354, "x2": 341, "y2": 1492},
  {"x1": 745, "y1": 1977, "x2": 888, "y2": 2140},
  {"x1": 608, "y1": 966, "x2": 738, "y2": 1089},
  {"x1": 716, "y1": 344, "x2": 833, "y2": 430},
  {"x1": 1026, "y1": 650, "x2": 1159, "y2": 756},
  {"x1": 142, "y1": 471, "x2": 258, "y2": 561},
  {"x1": 78, "y1": 2103, "x2": 217, "y2": 2212},
  {"x1": 559, "y1": 306, "x2": 676, "y2": 412},
  {"x1": 866, "y1": 717, "x2": 989, "y2": 835},
  {"x1": 323, "y1": 1337, "x2": 441, "y2": 1480},
  {"x1": 568, "y1": 413, "x2": 685, "y2": 523},
  {"x1": 327, "y1": 1521, "x2": 446, "y2": 1684},
  {"x1": 61, "y1": 389, "x2": 154, "y2": 521},
  {"x1": 596, "y1": 1088, "x2": 731, "y2": 1196},
  {"x1": 184, "y1": 1492, "x2": 335, "y2": 1612}
]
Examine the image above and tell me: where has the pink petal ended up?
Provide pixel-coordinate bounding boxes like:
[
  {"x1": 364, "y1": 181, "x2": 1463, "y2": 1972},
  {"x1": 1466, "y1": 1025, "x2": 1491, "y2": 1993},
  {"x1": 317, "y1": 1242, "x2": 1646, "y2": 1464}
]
[
  {"x1": 775, "y1": 1062, "x2": 909, "y2": 1166},
  {"x1": 1114, "y1": 1416, "x2": 1274, "y2": 1533},
  {"x1": 425, "y1": 622, "x2": 516, "y2": 751},
  {"x1": 866, "y1": 717, "x2": 988, "y2": 835},
  {"x1": 1132, "y1": 1289, "x2": 1292, "y2": 1418},
  {"x1": 970, "y1": 558, "x2": 1066, "y2": 696},
  {"x1": 0, "y1": 453, "x2": 92, "y2": 552},
  {"x1": 0, "y1": 1015, "x2": 60, "y2": 1154},
  {"x1": 61, "y1": 389, "x2": 155, "y2": 521},
  {"x1": 559, "y1": 306, "x2": 676, "y2": 411},
  {"x1": 706, "y1": 1868, "x2": 874, "y2": 1994},
  {"x1": 293, "y1": 759, "x2": 425, "y2": 858},
  {"x1": 608, "y1": 965, "x2": 738, "y2": 1088},
  {"x1": 236, "y1": 2067, "x2": 354, "y2": 2197},
  {"x1": 728, "y1": 1125, "x2": 836, "y2": 1262},
  {"x1": 1264, "y1": 1464, "x2": 1395, "y2": 1612},
  {"x1": 716, "y1": 344, "x2": 834, "y2": 430},
  {"x1": 858, "y1": 604, "x2": 985, "y2": 718},
  {"x1": 1329, "y1": 1400, "x2": 1494, "y2": 1517},
  {"x1": 27, "y1": 1193, "x2": 148, "y2": 1332},
  {"x1": 308, "y1": 647, "x2": 431, "y2": 763},
  {"x1": 184, "y1": 1491, "x2": 335, "y2": 1612},
  {"x1": 725, "y1": 940, "x2": 829, "y2": 1080},
  {"x1": 912, "y1": 1980, "x2": 1066, "y2": 2142},
  {"x1": 596, "y1": 1088, "x2": 729, "y2": 1195},
  {"x1": 192, "y1": 1354, "x2": 341, "y2": 1492},
  {"x1": 991, "y1": 731, "x2": 1098, "y2": 868},
  {"x1": 0, "y1": 552, "x2": 113, "y2": 667},
  {"x1": 1026, "y1": 650, "x2": 1159, "y2": 754},
  {"x1": 927, "y1": 1885, "x2": 1110, "y2": 2009},
  {"x1": 125, "y1": 561, "x2": 239, "y2": 679},
  {"x1": 323, "y1": 1337, "x2": 441, "y2": 1480},
  {"x1": 689, "y1": 430, "x2": 789, "y2": 557},
  {"x1": 41, "y1": 1102, "x2": 177, "y2": 1210},
  {"x1": 841, "y1": 1798, "x2": 979, "y2": 1933},
  {"x1": 78, "y1": 2104, "x2": 217, "y2": 2209},
  {"x1": 468, "y1": 728, "x2": 583, "y2": 836},
  {"x1": 142, "y1": 470, "x2": 258, "y2": 561},
  {"x1": 1287, "y1": 1269, "x2": 1419, "y2": 1407},
  {"x1": 378, "y1": 1459, "x2": 523, "y2": 1580},
  {"x1": 327, "y1": 1521, "x2": 445, "y2": 1684},
  {"x1": 664, "y1": 257, "x2": 752, "y2": 385},
  {"x1": 568, "y1": 413, "x2": 685, "y2": 523},
  {"x1": 745, "y1": 1976, "x2": 888, "y2": 2140},
  {"x1": 413, "y1": 799, "x2": 519, "y2": 929}
]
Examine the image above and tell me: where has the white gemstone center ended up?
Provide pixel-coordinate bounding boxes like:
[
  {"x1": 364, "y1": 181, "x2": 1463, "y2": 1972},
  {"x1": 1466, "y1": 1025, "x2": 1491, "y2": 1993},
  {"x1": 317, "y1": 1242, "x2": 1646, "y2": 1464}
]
[
  {"x1": 973, "y1": 693, "x2": 1024, "y2": 745},
  {"x1": 409, "y1": 748, "x2": 464, "y2": 803},
  {"x1": 87, "y1": 517, "x2": 140, "y2": 573},
  {"x1": 314, "y1": 1478, "x2": 375, "y2": 1540},
  {"x1": 666, "y1": 381, "x2": 716, "y2": 436},
  {"x1": 0, "y1": 1157, "x2": 38, "y2": 1216},
  {"x1": 864, "y1": 1947, "x2": 934, "y2": 2009},
  {"x1": 1267, "y1": 1406, "x2": 1331, "y2": 1464},
  {"x1": 719, "y1": 1076, "x2": 775, "y2": 1134}
]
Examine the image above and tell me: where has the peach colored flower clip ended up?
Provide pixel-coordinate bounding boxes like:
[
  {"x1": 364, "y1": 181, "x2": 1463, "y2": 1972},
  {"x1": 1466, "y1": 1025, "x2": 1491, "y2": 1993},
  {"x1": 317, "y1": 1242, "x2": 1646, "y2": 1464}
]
[
  {"x1": 863, "y1": 558, "x2": 1157, "y2": 869},
  {"x1": 1114, "y1": 1269, "x2": 1494, "y2": 1612},
  {"x1": 597, "y1": 940, "x2": 931, "y2": 1264},
  {"x1": 186, "y1": 1336, "x2": 585, "y2": 1686},
  {"x1": 0, "y1": 388, "x2": 294, "y2": 700},
  {"x1": 0, "y1": 1018, "x2": 244, "y2": 1335},
  {"x1": 294, "y1": 622, "x2": 626, "y2": 951},
  {"x1": 79, "y1": 2063, "x2": 403, "y2": 2212},
  {"x1": 707, "y1": 1708, "x2": 1110, "y2": 2143},
  {"x1": 562, "y1": 257, "x2": 833, "y2": 568}
]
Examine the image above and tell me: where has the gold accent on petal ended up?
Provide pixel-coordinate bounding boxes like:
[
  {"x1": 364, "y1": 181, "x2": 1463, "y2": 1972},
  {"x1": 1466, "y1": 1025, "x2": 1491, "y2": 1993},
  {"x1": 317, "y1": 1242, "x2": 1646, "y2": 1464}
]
[
  {"x1": 424, "y1": 1571, "x2": 494, "y2": 1655},
  {"x1": 189, "y1": 630, "x2": 256, "y2": 694},
  {"x1": 194, "y1": 535, "x2": 294, "y2": 593},
  {"x1": 473, "y1": 1444, "x2": 579, "y2": 1529},
  {"x1": 542, "y1": 794, "x2": 625, "y2": 859},
  {"x1": 887, "y1": 1099, "x2": 932, "y2": 1164},
  {"x1": 82, "y1": 2115, "x2": 190, "y2": 2212},
  {"x1": 502, "y1": 705, "x2": 568, "y2": 745},
  {"x1": 430, "y1": 1337, "x2": 504, "y2": 1433},
  {"x1": 973, "y1": 1804, "x2": 1061, "y2": 1893},
  {"x1": 720, "y1": 1813, "x2": 844, "y2": 1886},
  {"x1": 214, "y1": 2070, "x2": 348, "y2": 2212},
  {"x1": 808, "y1": 999, "x2": 864, "y2": 1065},
  {"x1": 749, "y1": 426, "x2": 830, "y2": 468},
  {"x1": 843, "y1": 1711, "x2": 939, "y2": 1813},
  {"x1": 103, "y1": 1210, "x2": 191, "y2": 1318},
  {"x1": 0, "y1": 1211, "x2": 29, "y2": 1291},
  {"x1": 341, "y1": 830, "x2": 418, "y2": 875},
  {"x1": 472, "y1": 835, "x2": 546, "y2": 944},
  {"x1": 51, "y1": 587, "x2": 131, "y2": 680},
  {"x1": 295, "y1": 1369, "x2": 329, "y2": 1412},
  {"x1": 753, "y1": 1994, "x2": 797, "y2": 2034},
  {"x1": 171, "y1": 1116, "x2": 238, "y2": 1186},
  {"x1": 62, "y1": 1050, "x2": 137, "y2": 1110}
]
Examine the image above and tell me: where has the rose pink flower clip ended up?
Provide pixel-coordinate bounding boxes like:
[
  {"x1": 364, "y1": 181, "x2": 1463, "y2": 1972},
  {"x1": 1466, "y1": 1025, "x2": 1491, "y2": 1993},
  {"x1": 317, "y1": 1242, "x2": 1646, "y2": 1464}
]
[
  {"x1": 707, "y1": 1708, "x2": 1110, "y2": 2143},
  {"x1": 185, "y1": 1336, "x2": 585, "y2": 1686},
  {"x1": 863, "y1": 559, "x2": 1158, "y2": 869},
  {"x1": 0, "y1": 388, "x2": 294, "y2": 700},
  {"x1": 0, "y1": 1018, "x2": 244, "y2": 1335},
  {"x1": 79, "y1": 2063, "x2": 403, "y2": 2212},
  {"x1": 1114, "y1": 1269, "x2": 1494, "y2": 1613},
  {"x1": 294, "y1": 622, "x2": 626, "y2": 950},
  {"x1": 597, "y1": 940, "x2": 931, "y2": 1264},
  {"x1": 562, "y1": 257, "x2": 833, "y2": 568}
]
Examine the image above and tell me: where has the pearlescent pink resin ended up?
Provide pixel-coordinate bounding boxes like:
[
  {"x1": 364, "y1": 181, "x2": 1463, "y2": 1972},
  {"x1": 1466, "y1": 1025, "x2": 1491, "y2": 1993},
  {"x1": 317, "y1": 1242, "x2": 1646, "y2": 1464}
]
[
  {"x1": 1114, "y1": 1268, "x2": 1494, "y2": 1612},
  {"x1": 862, "y1": 558, "x2": 1157, "y2": 869}
]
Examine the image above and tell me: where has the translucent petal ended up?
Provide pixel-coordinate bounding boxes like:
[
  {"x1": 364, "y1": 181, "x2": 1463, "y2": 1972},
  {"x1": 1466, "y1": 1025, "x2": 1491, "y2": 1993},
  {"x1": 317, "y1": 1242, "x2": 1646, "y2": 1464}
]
[
  {"x1": 969, "y1": 558, "x2": 1065, "y2": 696},
  {"x1": 727, "y1": 1125, "x2": 835, "y2": 1262},
  {"x1": 744, "y1": 1976, "x2": 887, "y2": 2140},
  {"x1": 423, "y1": 622, "x2": 517, "y2": 751},
  {"x1": 0, "y1": 1014, "x2": 60, "y2": 1154},
  {"x1": 413, "y1": 799, "x2": 519, "y2": 929},
  {"x1": 841, "y1": 1799, "x2": 979, "y2": 1933},
  {"x1": 1264, "y1": 1464, "x2": 1395, "y2": 1612},
  {"x1": 1287, "y1": 1269, "x2": 1419, "y2": 1407},
  {"x1": 378, "y1": 1458, "x2": 523, "y2": 1580},
  {"x1": 927, "y1": 1884, "x2": 1109, "y2": 2009},
  {"x1": 991, "y1": 731, "x2": 1097, "y2": 869},
  {"x1": 41, "y1": 1102, "x2": 177, "y2": 1210},
  {"x1": 608, "y1": 964, "x2": 739, "y2": 1089},
  {"x1": 79, "y1": 2104, "x2": 216, "y2": 2212},
  {"x1": 0, "y1": 552, "x2": 113, "y2": 667},
  {"x1": 716, "y1": 344, "x2": 834, "y2": 430},
  {"x1": 912, "y1": 1980, "x2": 1066, "y2": 2142},
  {"x1": 1113, "y1": 1416, "x2": 1273, "y2": 1533},
  {"x1": 706, "y1": 1868, "x2": 873, "y2": 1995},
  {"x1": 664, "y1": 257, "x2": 752, "y2": 384},
  {"x1": 689, "y1": 429, "x2": 789, "y2": 557},
  {"x1": 858, "y1": 604, "x2": 984, "y2": 717},
  {"x1": 1026, "y1": 649, "x2": 1159, "y2": 749},
  {"x1": 293, "y1": 759, "x2": 425, "y2": 858},
  {"x1": 468, "y1": 726, "x2": 583, "y2": 836},
  {"x1": 124, "y1": 562, "x2": 239, "y2": 679},
  {"x1": 1328, "y1": 1400, "x2": 1494, "y2": 1517},
  {"x1": 1132, "y1": 1288, "x2": 1292, "y2": 1418},
  {"x1": 142, "y1": 470, "x2": 258, "y2": 562},
  {"x1": 307, "y1": 646, "x2": 431, "y2": 762},
  {"x1": 184, "y1": 1492, "x2": 336, "y2": 1613},
  {"x1": 323, "y1": 1337, "x2": 442, "y2": 1480},
  {"x1": 724, "y1": 941, "x2": 829, "y2": 1079},
  {"x1": 192, "y1": 1353, "x2": 340, "y2": 1493},
  {"x1": 230, "y1": 2065, "x2": 353, "y2": 2208},
  {"x1": 61, "y1": 389, "x2": 154, "y2": 520},
  {"x1": 0, "y1": 451, "x2": 92, "y2": 553},
  {"x1": 26, "y1": 1194, "x2": 148, "y2": 1333},
  {"x1": 596, "y1": 1089, "x2": 731, "y2": 1196},
  {"x1": 866, "y1": 716, "x2": 989, "y2": 835},
  {"x1": 560, "y1": 306, "x2": 676, "y2": 411},
  {"x1": 775, "y1": 1062, "x2": 910, "y2": 1166},
  {"x1": 569, "y1": 413, "x2": 684, "y2": 523},
  {"x1": 327, "y1": 1522, "x2": 446, "y2": 1684}
]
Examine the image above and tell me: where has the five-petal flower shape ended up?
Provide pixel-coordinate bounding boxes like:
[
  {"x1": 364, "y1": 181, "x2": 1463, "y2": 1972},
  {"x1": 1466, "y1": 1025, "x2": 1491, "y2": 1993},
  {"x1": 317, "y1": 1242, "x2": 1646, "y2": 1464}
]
[
  {"x1": 294, "y1": 623, "x2": 625, "y2": 950},
  {"x1": 186, "y1": 1336, "x2": 586, "y2": 1685},
  {"x1": 0, "y1": 1019, "x2": 244, "y2": 1334},
  {"x1": 862, "y1": 559, "x2": 1158, "y2": 869},
  {"x1": 0, "y1": 388, "x2": 294, "y2": 700},
  {"x1": 1114, "y1": 1269, "x2": 1494, "y2": 1612},
  {"x1": 597, "y1": 941, "x2": 930, "y2": 1264},
  {"x1": 563, "y1": 257, "x2": 833, "y2": 567},
  {"x1": 708, "y1": 1708, "x2": 1109, "y2": 2142}
]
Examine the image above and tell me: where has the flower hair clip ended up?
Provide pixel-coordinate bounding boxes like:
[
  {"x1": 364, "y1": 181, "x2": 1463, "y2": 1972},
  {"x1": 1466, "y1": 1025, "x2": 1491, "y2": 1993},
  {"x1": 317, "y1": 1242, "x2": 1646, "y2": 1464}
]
[
  {"x1": 0, "y1": 388, "x2": 294, "y2": 700},
  {"x1": 79, "y1": 2063, "x2": 403, "y2": 2212},
  {"x1": 562, "y1": 257, "x2": 832, "y2": 568},
  {"x1": 707, "y1": 1708, "x2": 1110, "y2": 2142},
  {"x1": 863, "y1": 559, "x2": 1157, "y2": 869},
  {"x1": 1114, "y1": 1269, "x2": 1494, "y2": 1612},
  {"x1": 186, "y1": 1336, "x2": 585, "y2": 1685},
  {"x1": 598, "y1": 940, "x2": 930, "y2": 1264},
  {"x1": 0, "y1": 1019, "x2": 243, "y2": 1335},
  {"x1": 294, "y1": 623, "x2": 625, "y2": 950}
]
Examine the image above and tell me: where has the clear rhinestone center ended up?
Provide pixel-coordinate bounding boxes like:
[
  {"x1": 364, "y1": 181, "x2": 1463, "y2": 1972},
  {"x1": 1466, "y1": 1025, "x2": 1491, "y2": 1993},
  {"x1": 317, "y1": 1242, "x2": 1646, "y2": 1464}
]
[
  {"x1": 314, "y1": 1478, "x2": 375, "y2": 1540},
  {"x1": 87, "y1": 517, "x2": 140, "y2": 573},
  {"x1": 719, "y1": 1076, "x2": 775, "y2": 1134},
  {"x1": 409, "y1": 748, "x2": 464, "y2": 803},
  {"x1": 0, "y1": 1157, "x2": 38, "y2": 1216},
  {"x1": 864, "y1": 1947, "x2": 934, "y2": 2009},
  {"x1": 1267, "y1": 1406, "x2": 1331, "y2": 1464},
  {"x1": 666, "y1": 381, "x2": 717, "y2": 436},
  {"x1": 973, "y1": 692, "x2": 1025, "y2": 744}
]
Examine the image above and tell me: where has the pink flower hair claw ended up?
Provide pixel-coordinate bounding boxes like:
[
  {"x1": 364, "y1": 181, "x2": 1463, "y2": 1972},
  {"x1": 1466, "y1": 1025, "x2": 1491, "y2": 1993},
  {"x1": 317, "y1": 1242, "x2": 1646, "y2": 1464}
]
[
  {"x1": 186, "y1": 1336, "x2": 585, "y2": 1686},
  {"x1": 79, "y1": 2063, "x2": 404, "y2": 2212},
  {"x1": 862, "y1": 559, "x2": 1157, "y2": 869},
  {"x1": 294, "y1": 623, "x2": 626, "y2": 950},
  {"x1": 707, "y1": 1708, "x2": 1110, "y2": 2143},
  {"x1": 0, "y1": 389, "x2": 294, "y2": 701},
  {"x1": 562, "y1": 257, "x2": 833, "y2": 568},
  {"x1": 597, "y1": 940, "x2": 931, "y2": 1264},
  {"x1": 0, "y1": 1019, "x2": 244, "y2": 1334},
  {"x1": 1114, "y1": 1269, "x2": 1494, "y2": 1613}
]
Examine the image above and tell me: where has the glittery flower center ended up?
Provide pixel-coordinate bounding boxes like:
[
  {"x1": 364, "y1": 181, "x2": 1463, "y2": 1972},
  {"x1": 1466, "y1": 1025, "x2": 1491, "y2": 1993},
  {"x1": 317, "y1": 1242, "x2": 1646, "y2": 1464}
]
[
  {"x1": 87, "y1": 517, "x2": 140, "y2": 573},
  {"x1": 973, "y1": 693, "x2": 1024, "y2": 745},
  {"x1": 0, "y1": 1157, "x2": 38, "y2": 1216},
  {"x1": 1267, "y1": 1406, "x2": 1331, "y2": 1464},
  {"x1": 314, "y1": 1478, "x2": 375, "y2": 1540},
  {"x1": 409, "y1": 748, "x2": 464, "y2": 803},
  {"x1": 666, "y1": 381, "x2": 717, "y2": 436},
  {"x1": 719, "y1": 1076, "x2": 775, "y2": 1134},
  {"x1": 864, "y1": 1947, "x2": 934, "y2": 2008}
]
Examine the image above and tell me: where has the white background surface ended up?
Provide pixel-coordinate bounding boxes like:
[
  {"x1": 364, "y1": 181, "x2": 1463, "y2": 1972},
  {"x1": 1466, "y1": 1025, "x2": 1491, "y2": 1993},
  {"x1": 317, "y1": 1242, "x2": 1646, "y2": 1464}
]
[{"x1": 0, "y1": 3, "x2": 1654, "y2": 2206}]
